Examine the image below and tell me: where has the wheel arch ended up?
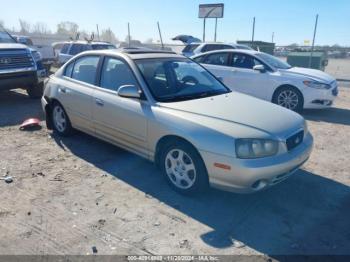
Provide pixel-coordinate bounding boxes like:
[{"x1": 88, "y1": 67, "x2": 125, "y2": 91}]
[
  {"x1": 272, "y1": 84, "x2": 304, "y2": 106},
  {"x1": 154, "y1": 135, "x2": 202, "y2": 168}
]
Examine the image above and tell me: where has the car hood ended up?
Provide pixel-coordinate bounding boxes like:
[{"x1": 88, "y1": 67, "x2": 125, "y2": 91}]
[
  {"x1": 158, "y1": 92, "x2": 304, "y2": 140},
  {"x1": 281, "y1": 67, "x2": 335, "y2": 83},
  {"x1": 0, "y1": 43, "x2": 28, "y2": 50}
]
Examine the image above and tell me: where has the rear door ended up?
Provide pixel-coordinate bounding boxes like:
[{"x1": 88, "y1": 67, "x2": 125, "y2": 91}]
[
  {"x1": 92, "y1": 56, "x2": 149, "y2": 156},
  {"x1": 57, "y1": 55, "x2": 100, "y2": 132}
]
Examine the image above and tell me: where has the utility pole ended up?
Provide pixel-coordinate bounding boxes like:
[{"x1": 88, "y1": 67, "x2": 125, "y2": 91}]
[
  {"x1": 96, "y1": 24, "x2": 100, "y2": 41},
  {"x1": 214, "y1": 18, "x2": 218, "y2": 42},
  {"x1": 309, "y1": 14, "x2": 319, "y2": 68},
  {"x1": 272, "y1": 32, "x2": 274, "y2": 43},
  {"x1": 203, "y1": 18, "x2": 206, "y2": 42},
  {"x1": 127, "y1": 22, "x2": 131, "y2": 48},
  {"x1": 251, "y1": 17, "x2": 255, "y2": 43},
  {"x1": 157, "y1": 22, "x2": 164, "y2": 50}
]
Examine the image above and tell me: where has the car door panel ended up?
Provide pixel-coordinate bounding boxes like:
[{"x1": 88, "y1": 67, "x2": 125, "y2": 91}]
[
  {"x1": 58, "y1": 78, "x2": 94, "y2": 132},
  {"x1": 92, "y1": 57, "x2": 149, "y2": 155}
]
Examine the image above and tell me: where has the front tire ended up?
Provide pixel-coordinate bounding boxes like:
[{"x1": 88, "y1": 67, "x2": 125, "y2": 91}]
[
  {"x1": 273, "y1": 86, "x2": 303, "y2": 112},
  {"x1": 51, "y1": 102, "x2": 73, "y2": 136},
  {"x1": 26, "y1": 83, "x2": 43, "y2": 99},
  {"x1": 159, "y1": 141, "x2": 209, "y2": 194}
]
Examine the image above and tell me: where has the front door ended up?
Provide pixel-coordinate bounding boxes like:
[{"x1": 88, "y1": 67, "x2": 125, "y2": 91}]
[{"x1": 92, "y1": 56, "x2": 149, "y2": 156}]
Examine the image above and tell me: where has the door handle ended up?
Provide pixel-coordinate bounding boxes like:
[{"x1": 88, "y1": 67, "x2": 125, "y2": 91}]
[
  {"x1": 95, "y1": 98, "x2": 104, "y2": 106},
  {"x1": 59, "y1": 87, "x2": 66, "y2": 93}
]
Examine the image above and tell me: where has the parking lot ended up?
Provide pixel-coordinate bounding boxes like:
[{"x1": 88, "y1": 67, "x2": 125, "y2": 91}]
[{"x1": 0, "y1": 83, "x2": 349, "y2": 256}]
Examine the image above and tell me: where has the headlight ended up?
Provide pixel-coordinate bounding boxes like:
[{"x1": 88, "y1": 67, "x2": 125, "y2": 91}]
[
  {"x1": 303, "y1": 80, "x2": 331, "y2": 89},
  {"x1": 235, "y1": 139, "x2": 279, "y2": 159},
  {"x1": 31, "y1": 50, "x2": 42, "y2": 62}
]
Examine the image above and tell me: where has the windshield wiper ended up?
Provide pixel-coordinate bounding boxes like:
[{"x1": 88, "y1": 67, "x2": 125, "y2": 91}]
[{"x1": 159, "y1": 90, "x2": 226, "y2": 102}]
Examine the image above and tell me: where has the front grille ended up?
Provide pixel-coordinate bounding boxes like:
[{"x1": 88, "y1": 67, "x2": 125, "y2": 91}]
[
  {"x1": 286, "y1": 130, "x2": 304, "y2": 151},
  {"x1": 0, "y1": 49, "x2": 35, "y2": 70}
]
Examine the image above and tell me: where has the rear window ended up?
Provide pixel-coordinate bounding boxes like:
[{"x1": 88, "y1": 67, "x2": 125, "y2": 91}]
[
  {"x1": 69, "y1": 44, "x2": 90, "y2": 55},
  {"x1": 60, "y1": 44, "x2": 70, "y2": 54},
  {"x1": 183, "y1": 44, "x2": 199, "y2": 53},
  {"x1": 202, "y1": 44, "x2": 232, "y2": 52},
  {"x1": 91, "y1": 44, "x2": 116, "y2": 50}
]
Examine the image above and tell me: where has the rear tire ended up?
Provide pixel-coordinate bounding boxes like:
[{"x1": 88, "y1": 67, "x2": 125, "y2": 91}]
[
  {"x1": 51, "y1": 102, "x2": 74, "y2": 136},
  {"x1": 26, "y1": 83, "x2": 43, "y2": 99},
  {"x1": 273, "y1": 86, "x2": 303, "y2": 112},
  {"x1": 159, "y1": 140, "x2": 209, "y2": 195}
]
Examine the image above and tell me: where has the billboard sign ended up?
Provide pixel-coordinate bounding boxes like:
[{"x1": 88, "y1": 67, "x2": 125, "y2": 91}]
[{"x1": 198, "y1": 3, "x2": 224, "y2": 18}]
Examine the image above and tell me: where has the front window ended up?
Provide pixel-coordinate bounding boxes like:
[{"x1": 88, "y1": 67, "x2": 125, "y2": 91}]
[
  {"x1": 136, "y1": 58, "x2": 230, "y2": 102},
  {"x1": 255, "y1": 52, "x2": 291, "y2": 69},
  {"x1": 0, "y1": 30, "x2": 16, "y2": 43},
  {"x1": 231, "y1": 53, "x2": 262, "y2": 69}
]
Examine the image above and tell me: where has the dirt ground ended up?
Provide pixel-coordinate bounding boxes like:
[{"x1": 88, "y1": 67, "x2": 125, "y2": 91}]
[{"x1": 0, "y1": 85, "x2": 349, "y2": 256}]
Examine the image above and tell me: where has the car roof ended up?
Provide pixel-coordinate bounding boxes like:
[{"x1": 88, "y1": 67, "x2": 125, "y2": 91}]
[
  {"x1": 65, "y1": 41, "x2": 114, "y2": 45},
  {"x1": 191, "y1": 48, "x2": 260, "y2": 58},
  {"x1": 75, "y1": 49, "x2": 183, "y2": 60}
]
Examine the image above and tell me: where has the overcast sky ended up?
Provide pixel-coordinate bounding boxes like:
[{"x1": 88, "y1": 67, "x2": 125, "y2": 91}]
[{"x1": 1, "y1": 0, "x2": 349, "y2": 45}]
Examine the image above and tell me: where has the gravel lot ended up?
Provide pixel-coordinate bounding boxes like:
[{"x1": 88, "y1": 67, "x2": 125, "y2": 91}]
[{"x1": 0, "y1": 85, "x2": 349, "y2": 256}]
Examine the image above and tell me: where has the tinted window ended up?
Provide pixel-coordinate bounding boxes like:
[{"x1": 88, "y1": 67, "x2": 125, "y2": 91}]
[
  {"x1": 91, "y1": 44, "x2": 116, "y2": 50},
  {"x1": 64, "y1": 62, "x2": 74, "y2": 77},
  {"x1": 0, "y1": 31, "x2": 16, "y2": 43},
  {"x1": 202, "y1": 52, "x2": 229, "y2": 66},
  {"x1": 69, "y1": 44, "x2": 89, "y2": 55},
  {"x1": 221, "y1": 45, "x2": 234, "y2": 50},
  {"x1": 100, "y1": 57, "x2": 138, "y2": 91},
  {"x1": 60, "y1": 44, "x2": 70, "y2": 54},
  {"x1": 202, "y1": 44, "x2": 226, "y2": 52},
  {"x1": 71, "y1": 56, "x2": 100, "y2": 85},
  {"x1": 231, "y1": 53, "x2": 262, "y2": 69}
]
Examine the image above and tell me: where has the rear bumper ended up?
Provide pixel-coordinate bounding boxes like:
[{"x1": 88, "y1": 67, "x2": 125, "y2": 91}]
[
  {"x1": 0, "y1": 70, "x2": 38, "y2": 91},
  {"x1": 201, "y1": 133, "x2": 313, "y2": 193}
]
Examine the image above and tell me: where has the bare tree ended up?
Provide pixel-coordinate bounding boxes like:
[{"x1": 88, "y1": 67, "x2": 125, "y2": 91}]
[
  {"x1": 101, "y1": 28, "x2": 118, "y2": 43},
  {"x1": 32, "y1": 22, "x2": 51, "y2": 34},
  {"x1": 19, "y1": 19, "x2": 31, "y2": 34},
  {"x1": 56, "y1": 21, "x2": 79, "y2": 36}
]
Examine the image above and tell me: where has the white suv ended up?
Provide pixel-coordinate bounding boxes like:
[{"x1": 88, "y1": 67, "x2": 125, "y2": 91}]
[
  {"x1": 58, "y1": 41, "x2": 116, "y2": 66},
  {"x1": 182, "y1": 42, "x2": 253, "y2": 57},
  {"x1": 192, "y1": 49, "x2": 338, "y2": 111}
]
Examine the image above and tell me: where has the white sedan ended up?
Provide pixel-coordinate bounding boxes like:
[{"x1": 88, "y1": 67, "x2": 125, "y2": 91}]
[{"x1": 192, "y1": 50, "x2": 338, "y2": 111}]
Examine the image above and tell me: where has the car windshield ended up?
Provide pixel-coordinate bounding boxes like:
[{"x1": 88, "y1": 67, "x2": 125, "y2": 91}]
[
  {"x1": 136, "y1": 58, "x2": 230, "y2": 102},
  {"x1": 256, "y1": 52, "x2": 292, "y2": 69},
  {"x1": 91, "y1": 44, "x2": 116, "y2": 50},
  {"x1": 0, "y1": 30, "x2": 16, "y2": 43}
]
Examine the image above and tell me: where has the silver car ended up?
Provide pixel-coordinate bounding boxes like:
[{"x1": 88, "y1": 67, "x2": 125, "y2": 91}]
[{"x1": 41, "y1": 49, "x2": 313, "y2": 194}]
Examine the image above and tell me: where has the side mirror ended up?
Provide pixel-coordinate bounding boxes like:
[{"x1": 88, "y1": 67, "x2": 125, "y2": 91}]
[
  {"x1": 117, "y1": 85, "x2": 141, "y2": 99},
  {"x1": 253, "y1": 65, "x2": 266, "y2": 73}
]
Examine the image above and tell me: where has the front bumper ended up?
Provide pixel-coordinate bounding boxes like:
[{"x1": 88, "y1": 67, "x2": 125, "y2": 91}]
[
  {"x1": 201, "y1": 133, "x2": 313, "y2": 193},
  {"x1": 303, "y1": 85, "x2": 338, "y2": 109},
  {"x1": 0, "y1": 69, "x2": 37, "y2": 91}
]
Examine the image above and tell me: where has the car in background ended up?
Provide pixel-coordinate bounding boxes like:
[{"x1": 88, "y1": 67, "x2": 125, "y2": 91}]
[
  {"x1": 182, "y1": 42, "x2": 253, "y2": 57},
  {"x1": 192, "y1": 49, "x2": 338, "y2": 112},
  {"x1": 58, "y1": 41, "x2": 116, "y2": 66},
  {"x1": 0, "y1": 28, "x2": 45, "y2": 98},
  {"x1": 42, "y1": 49, "x2": 312, "y2": 194}
]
